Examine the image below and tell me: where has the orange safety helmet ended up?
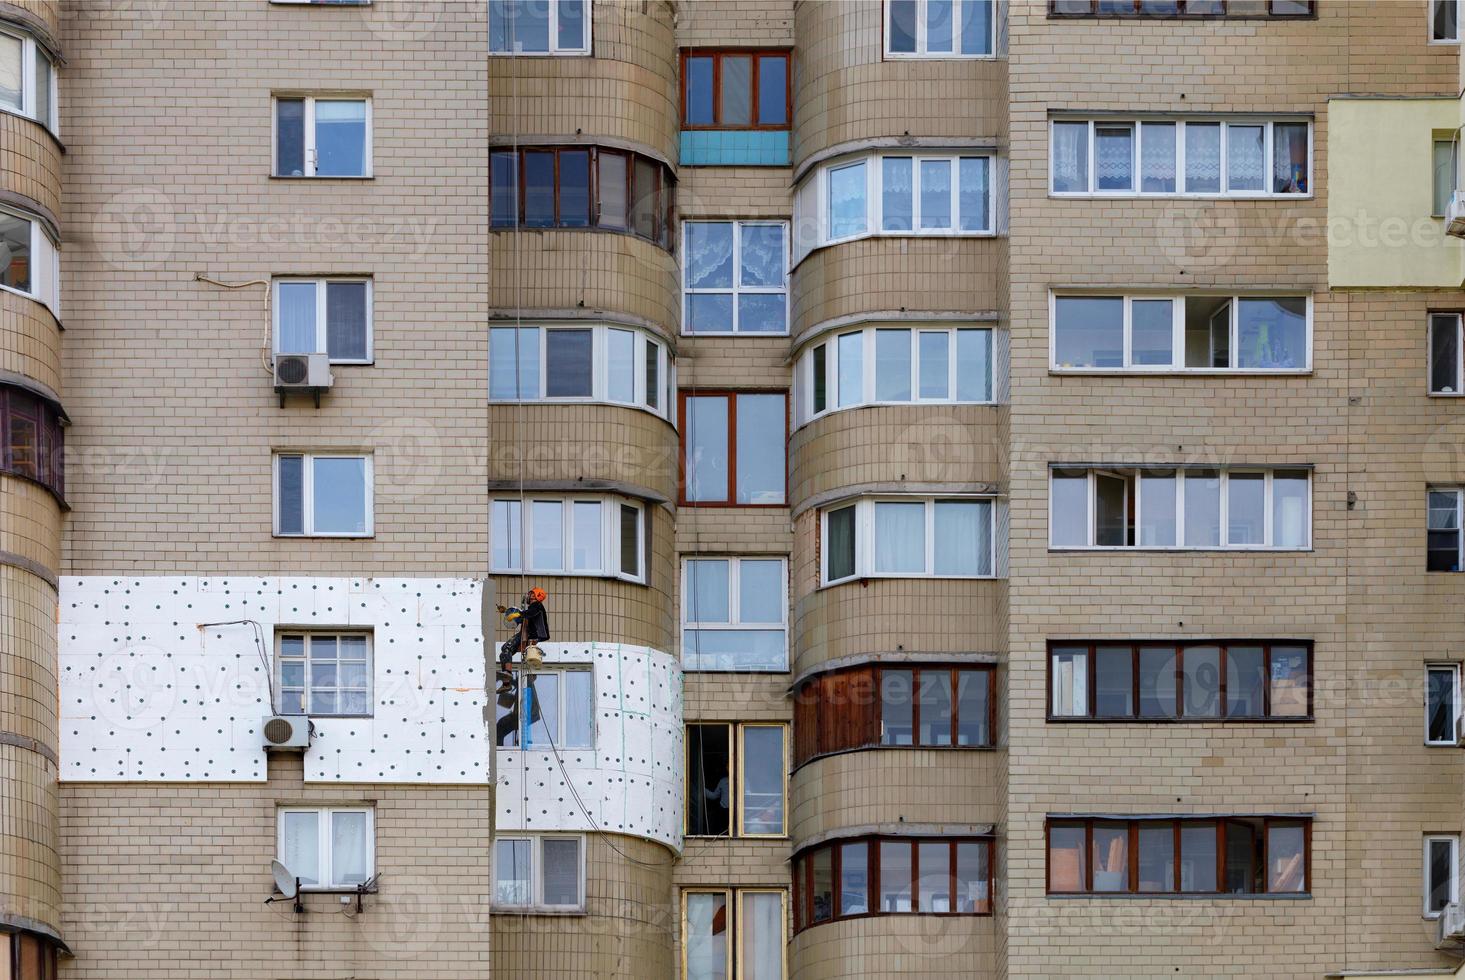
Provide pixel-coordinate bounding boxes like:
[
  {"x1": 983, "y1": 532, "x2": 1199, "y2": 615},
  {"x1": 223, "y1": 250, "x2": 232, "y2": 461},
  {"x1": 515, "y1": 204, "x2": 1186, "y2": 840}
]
[{"x1": 527, "y1": 587, "x2": 548, "y2": 603}]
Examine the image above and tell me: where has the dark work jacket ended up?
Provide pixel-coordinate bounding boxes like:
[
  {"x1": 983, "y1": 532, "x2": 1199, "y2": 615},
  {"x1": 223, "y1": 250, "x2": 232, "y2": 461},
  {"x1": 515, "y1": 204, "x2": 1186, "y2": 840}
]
[{"x1": 520, "y1": 600, "x2": 550, "y2": 642}]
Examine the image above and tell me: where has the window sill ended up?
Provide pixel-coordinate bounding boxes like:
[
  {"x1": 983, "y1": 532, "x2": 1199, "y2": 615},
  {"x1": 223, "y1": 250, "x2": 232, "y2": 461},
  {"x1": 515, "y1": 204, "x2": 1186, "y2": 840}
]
[
  {"x1": 487, "y1": 51, "x2": 591, "y2": 58},
  {"x1": 270, "y1": 174, "x2": 374, "y2": 181},
  {"x1": 491, "y1": 906, "x2": 588, "y2": 915},
  {"x1": 1050, "y1": 367, "x2": 1311, "y2": 377},
  {"x1": 882, "y1": 52, "x2": 998, "y2": 60},
  {"x1": 1047, "y1": 892, "x2": 1311, "y2": 901},
  {"x1": 1048, "y1": 191, "x2": 1313, "y2": 202},
  {"x1": 274, "y1": 533, "x2": 375, "y2": 539},
  {"x1": 1047, "y1": 715, "x2": 1313, "y2": 725},
  {"x1": 489, "y1": 570, "x2": 647, "y2": 586},
  {"x1": 681, "y1": 331, "x2": 792, "y2": 338},
  {"x1": 1048, "y1": 546, "x2": 1312, "y2": 554},
  {"x1": 820, "y1": 574, "x2": 999, "y2": 590},
  {"x1": 682, "y1": 667, "x2": 791, "y2": 675},
  {"x1": 1428, "y1": 391, "x2": 1465, "y2": 398},
  {"x1": 0, "y1": 105, "x2": 62, "y2": 148}
]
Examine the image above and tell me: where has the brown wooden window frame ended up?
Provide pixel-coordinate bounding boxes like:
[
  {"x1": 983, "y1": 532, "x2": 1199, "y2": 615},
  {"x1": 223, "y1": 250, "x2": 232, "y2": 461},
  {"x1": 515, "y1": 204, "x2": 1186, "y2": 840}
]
[
  {"x1": 677, "y1": 389, "x2": 789, "y2": 508},
  {"x1": 1048, "y1": 0, "x2": 1314, "y2": 17},
  {"x1": 1046, "y1": 639, "x2": 1313, "y2": 723},
  {"x1": 7, "y1": 931, "x2": 59, "y2": 980},
  {"x1": 0, "y1": 386, "x2": 63, "y2": 501},
  {"x1": 1045, "y1": 815, "x2": 1311, "y2": 897},
  {"x1": 489, "y1": 144, "x2": 674, "y2": 250},
  {"x1": 679, "y1": 48, "x2": 793, "y2": 132},
  {"x1": 792, "y1": 834, "x2": 994, "y2": 934},
  {"x1": 793, "y1": 662, "x2": 996, "y2": 768}
]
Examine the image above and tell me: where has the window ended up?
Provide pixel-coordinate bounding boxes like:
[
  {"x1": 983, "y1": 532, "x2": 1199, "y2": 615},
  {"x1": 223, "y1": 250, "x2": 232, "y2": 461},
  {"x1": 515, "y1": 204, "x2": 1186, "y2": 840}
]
[
  {"x1": 490, "y1": 496, "x2": 645, "y2": 582},
  {"x1": 683, "y1": 889, "x2": 787, "y2": 980},
  {"x1": 1050, "y1": 467, "x2": 1310, "y2": 550},
  {"x1": 1047, "y1": 816, "x2": 1309, "y2": 896},
  {"x1": 274, "y1": 96, "x2": 371, "y2": 177},
  {"x1": 273, "y1": 278, "x2": 371, "y2": 363},
  {"x1": 1427, "y1": 664, "x2": 1461, "y2": 746},
  {"x1": 274, "y1": 453, "x2": 372, "y2": 537},
  {"x1": 489, "y1": 323, "x2": 672, "y2": 417},
  {"x1": 277, "y1": 807, "x2": 374, "y2": 890},
  {"x1": 822, "y1": 153, "x2": 992, "y2": 244},
  {"x1": 0, "y1": 387, "x2": 63, "y2": 498},
  {"x1": 1435, "y1": 139, "x2": 1460, "y2": 217},
  {"x1": 821, "y1": 497, "x2": 996, "y2": 585},
  {"x1": 797, "y1": 326, "x2": 993, "y2": 423},
  {"x1": 793, "y1": 664, "x2": 994, "y2": 765},
  {"x1": 1051, "y1": 118, "x2": 1309, "y2": 197},
  {"x1": 680, "y1": 391, "x2": 787, "y2": 506},
  {"x1": 1429, "y1": 489, "x2": 1465, "y2": 571},
  {"x1": 277, "y1": 632, "x2": 372, "y2": 716},
  {"x1": 682, "y1": 557, "x2": 788, "y2": 671},
  {"x1": 1052, "y1": 0, "x2": 1312, "y2": 14},
  {"x1": 0, "y1": 207, "x2": 60, "y2": 313},
  {"x1": 793, "y1": 836, "x2": 992, "y2": 932},
  {"x1": 1434, "y1": 0, "x2": 1460, "y2": 41},
  {"x1": 495, "y1": 835, "x2": 585, "y2": 910},
  {"x1": 685, "y1": 723, "x2": 788, "y2": 837},
  {"x1": 491, "y1": 145, "x2": 673, "y2": 248},
  {"x1": 1430, "y1": 313, "x2": 1464, "y2": 395},
  {"x1": 489, "y1": 0, "x2": 590, "y2": 54},
  {"x1": 682, "y1": 221, "x2": 789, "y2": 334},
  {"x1": 885, "y1": 0, "x2": 996, "y2": 56},
  {"x1": 1051, "y1": 294, "x2": 1309, "y2": 371},
  {"x1": 3, "y1": 932, "x2": 57, "y2": 980},
  {"x1": 495, "y1": 666, "x2": 594, "y2": 749},
  {"x1": 1426, "y1": 835, "x2": 1460, "y2": 917},
  {"x1": 681, "y1": 50, "x2": 791, "y2": 129},
  {"x1": 0, "y1": 27, "x2": 57, "y2": 133},
  {"x1": 1049, "y1": 641, "x2": 1310, "y2": 722}
]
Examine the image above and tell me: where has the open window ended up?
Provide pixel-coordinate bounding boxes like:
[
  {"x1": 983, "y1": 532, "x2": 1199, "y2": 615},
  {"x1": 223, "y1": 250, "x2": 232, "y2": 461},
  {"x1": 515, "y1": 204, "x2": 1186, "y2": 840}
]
[
  {"x1": 1426, "y1": 834, "x2": 1460, "y2": 917},
  {"x1": 686, "y1": 722, "x2": 788, "y2": 838}
]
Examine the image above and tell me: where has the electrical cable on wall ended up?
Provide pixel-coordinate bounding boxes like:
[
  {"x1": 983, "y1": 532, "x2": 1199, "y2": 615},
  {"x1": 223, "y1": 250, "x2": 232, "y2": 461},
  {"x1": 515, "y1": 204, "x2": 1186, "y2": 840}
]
[{"x1": 193, "y1": 274, "x2": 273, "y2": 375}]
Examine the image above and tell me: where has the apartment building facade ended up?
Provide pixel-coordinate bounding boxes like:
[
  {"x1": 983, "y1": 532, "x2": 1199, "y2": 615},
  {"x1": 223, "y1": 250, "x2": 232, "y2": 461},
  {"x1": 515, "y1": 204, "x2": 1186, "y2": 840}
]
[{"x1": 3, "y1": 0, "x2": 1465, "y2": 977}]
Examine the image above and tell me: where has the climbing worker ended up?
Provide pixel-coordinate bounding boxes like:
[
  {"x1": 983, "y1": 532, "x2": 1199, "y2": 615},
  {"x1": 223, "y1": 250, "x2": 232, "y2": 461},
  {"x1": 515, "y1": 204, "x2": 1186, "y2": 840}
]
[{"x1": 497, "y1": 586, "x2": 550, "y2": 670}]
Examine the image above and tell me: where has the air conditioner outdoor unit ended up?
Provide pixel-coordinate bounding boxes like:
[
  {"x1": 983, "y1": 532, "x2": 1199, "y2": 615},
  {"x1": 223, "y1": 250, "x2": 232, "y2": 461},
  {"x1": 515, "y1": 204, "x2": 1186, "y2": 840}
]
[
  {"x1": 1438, "y1": 901, "x2": 1465, "y2": 947},
  {"x1": 261, "y1": 715, "x2": 311, "y2": 751},
  {"x1": 273, "y1": 352, "x2": 333, "y2": 408},
  {"x1": 1447, "y1": 190, "x2": 1465, "y2": 239}
]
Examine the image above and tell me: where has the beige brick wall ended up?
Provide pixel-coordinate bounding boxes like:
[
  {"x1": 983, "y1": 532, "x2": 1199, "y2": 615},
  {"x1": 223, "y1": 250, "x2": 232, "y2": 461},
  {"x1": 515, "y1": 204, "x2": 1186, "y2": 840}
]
[
  {"x1": 0, "y1": 290, "x2": 63, "y2": 399},
  {"x1": 60, "y1": 754, "x2": 493, "y2": 979},
  {"x1": 1, "y1": 110, "x2": 62, "y2": 222}
]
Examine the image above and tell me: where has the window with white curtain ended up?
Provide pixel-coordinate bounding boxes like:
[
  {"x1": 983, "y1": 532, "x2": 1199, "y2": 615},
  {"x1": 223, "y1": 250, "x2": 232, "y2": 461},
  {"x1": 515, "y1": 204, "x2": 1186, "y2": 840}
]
[
  {"x1": 797, "y1": 325, "x2": 993, "y2": 423},
  {"x1": 885, "y1": 0, "x2": 996, "y2": 57},
  {"x1": 810, "y1": 151, "x2": 995, "y2": 250},
  {"x1": 1433, "y1": 0, "x2": 1461, "y2": 41},
  {"x1": 1051, "y1": 293, "x2": 1310, "y2": 372},
  {"x1": 273, "y1": 278, "x2": 372, "y2": 362},
  {"x1": 489, "y1": 323, "x2": 672, "y2": 419},
  {"x1": 0, "y1": 207, "x2": 60, "y2": 315},
  {"x1": 682, "y1": 221, "x2": 789, "y2": 334},
  {"x1": 683, "y1": 889, "x2": 788, "y2": 980},
  {"x1": 277, "y1": 806, "x2": 374, "y2": 890},
  {"x1": 495, "y1": 835, "x2": 585, "y2": 910},
  {"x1": 490, "y1": 495, "x2": 645, "y2": 582},
  {"x1": 821, "y1": 497, "x2": 996, "y2": 585},
  {"x1": 682, "y1": 557, "x2": 788, "y2": 671},
  {"x1": 1051, "y1": 118, "x2": 1310, "y2": 197},
  {"x1": 1050, "y1": 467, "x2": 1311, "y2": 550},
  {"x1": 0, "y1": 26, "x2": 57, "y2": 133}
]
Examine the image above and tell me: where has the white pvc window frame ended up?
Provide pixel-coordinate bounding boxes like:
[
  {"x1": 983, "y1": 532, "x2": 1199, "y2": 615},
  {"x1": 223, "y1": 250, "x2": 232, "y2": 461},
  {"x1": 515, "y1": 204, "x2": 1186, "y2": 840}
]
[
  {"x1": 680, "y1": 556, "x2": 790, "y2": 672},
  {"x1": 797, "y1": 325, "x2": 996, "y2": 425},
  {"x1": 493, "y1": 834, "x2": 587, "y2": 911},
  {"x1": 489, "y1": 495, "x2": 646, "y2": 583},
  {"x1": 1424, "y1": 833, "x2": 1461, "y2": 918},
  {"x1": 488, "y1": 0, "x2": 592, "y2": 56},
  {"x1": 1429, "y1": 313, "x2": 1464, "y2": 395},
  {"x1": 276, "y1": 630, "x2": 374, "y2": 718},
  {"x1": 276, "y1": 806, "x2": 375, "y2": 892},
  {"x1": 272, "y1": 452, "x2": 375, "y2": 538},
  {"x1": 1047, "y1": 292, "x2": 1313, "y2": 373},
  {"x1": 820, "y1": 495, "x2": 998, "y2": 586},
  {"x1": 271, "y1": 95, "x2": 374, "y2": 178},
  {"x1": 1426, "y1": 663, "x2": 1462, "y2": 747},
  {"x1": 517, "y1": 667, "x2": 595, "y2": 749},
  {"x1": 883, "y1": 0, "x2": 997, "y2": 58},
  {"x1": 819, "y1": 151, "x2": 996, "y2": 247},
  {"x1": 488, "y1": 323, "x2": 674, "y2": 421},
  {"x1": 1048, "y1": 467, "x2": 1313, "y2": 551},
  {"x1": 680, "y1": 220, "x2": 791, "y2": 336},
  {"x1": 1048, "y1": 117, "x2": 1312, "y2": 199},
  {"x1": 0, "y1": 205, "x2": 60, "y2": 315},
  {"x1": 0, "y1": 26, "x2": 57, "y2": 134},
  {"x1": 271, "y1": 277, "x2": 374, "y2": 364}
]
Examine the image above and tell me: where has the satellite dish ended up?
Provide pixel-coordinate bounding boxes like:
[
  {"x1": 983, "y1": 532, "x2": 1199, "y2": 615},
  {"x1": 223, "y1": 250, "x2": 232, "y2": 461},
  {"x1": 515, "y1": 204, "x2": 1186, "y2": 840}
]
[{"x1": 271, "y1": 860, "x2": 297, "y2": 899}]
